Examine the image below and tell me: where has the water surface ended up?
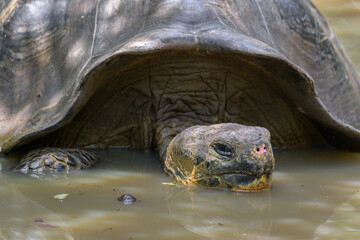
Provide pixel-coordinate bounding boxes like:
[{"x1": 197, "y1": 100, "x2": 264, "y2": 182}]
[{"x1": 1, "y1": 149, "x2": 360, "y2": 240}]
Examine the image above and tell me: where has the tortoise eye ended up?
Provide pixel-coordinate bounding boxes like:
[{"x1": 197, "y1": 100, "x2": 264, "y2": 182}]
[{"x1": 213, "y1": 142, "x2": 233, "y2": 157}]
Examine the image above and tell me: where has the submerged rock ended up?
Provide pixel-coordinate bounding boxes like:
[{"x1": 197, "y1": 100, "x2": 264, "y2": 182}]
[{"x1": 117, "y1": 194, "x2": 136, "y2": 205}]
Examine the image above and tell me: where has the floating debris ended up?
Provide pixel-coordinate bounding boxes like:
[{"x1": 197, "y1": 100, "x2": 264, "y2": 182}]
[
  {"x1": 53, "y1": 193, "x2": 69, "y2": 200},
  {"x1": 162, "y1": 182, "x2": 176, "y2": 186},
  {"x1": 35, "y1": 217, "x2": 58, "y2": 228}
]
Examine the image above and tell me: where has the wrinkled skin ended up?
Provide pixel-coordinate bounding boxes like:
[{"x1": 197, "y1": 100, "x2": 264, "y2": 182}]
[{"x1": 165, "y1": 123, "x2": 274, "y2": 191}]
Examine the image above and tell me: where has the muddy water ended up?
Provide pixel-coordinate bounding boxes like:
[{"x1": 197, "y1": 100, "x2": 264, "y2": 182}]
[
  {"x1": 1, "y1": 1, "x2": 360, "y2": 240},
  {"x1": 1, "y1": 150, "x2": 360, "y2": 240}
]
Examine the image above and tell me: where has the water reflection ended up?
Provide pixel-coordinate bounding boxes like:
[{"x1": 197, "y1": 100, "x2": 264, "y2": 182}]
[
  {"x1": 315, "y1": 191, "x2": 360, "y2": 239},
  {"x1": 166, "y1": 186, "x2": 271, "y2": 240},
  {"x1": 0, "y1": 176, "x2": 75, "y2": 240}
]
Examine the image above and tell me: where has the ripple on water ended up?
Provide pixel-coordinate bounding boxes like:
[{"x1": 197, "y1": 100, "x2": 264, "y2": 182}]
[
  {"x1": 338, "y1": 180, "x2": 360, "y2": 188},
  {"x1": 297, "y1": 201, "x2": 332, "y2": 211}
]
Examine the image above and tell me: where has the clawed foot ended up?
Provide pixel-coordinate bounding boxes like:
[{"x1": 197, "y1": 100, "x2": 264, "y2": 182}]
[{"x1": 15, "y1": 148, "x2": 97, "y2": 174}]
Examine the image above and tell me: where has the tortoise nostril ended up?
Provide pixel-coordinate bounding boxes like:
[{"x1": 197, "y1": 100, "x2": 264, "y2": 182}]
[{"x1": 254, "y1": 145, "x2": 267, "y2": 155}]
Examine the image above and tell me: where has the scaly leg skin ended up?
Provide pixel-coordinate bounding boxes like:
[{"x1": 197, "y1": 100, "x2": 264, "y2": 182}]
[{"x1": 15, "y1": 148, "x2": 97, "y2": 174}]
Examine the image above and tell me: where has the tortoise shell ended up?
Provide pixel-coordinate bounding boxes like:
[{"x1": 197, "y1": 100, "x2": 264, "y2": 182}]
[{"x1": 0, "y1": 0, "x2": 359, "y2": 152}]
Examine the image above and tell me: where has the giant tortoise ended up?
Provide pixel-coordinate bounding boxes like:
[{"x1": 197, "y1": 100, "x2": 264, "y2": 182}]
[{"x1": 0, "y1": 0, "x2": 360, "y2": 191}]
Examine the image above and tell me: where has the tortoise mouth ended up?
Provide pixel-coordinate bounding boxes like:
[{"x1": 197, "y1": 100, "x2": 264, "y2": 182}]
[
  {"x1": 216, "y1": 171, "x2": 266, "y2": 178},
  {"x1": 216, "y1": 172, "x2": 272, "y2": 192},
  {"x1": 213, "y1": 154, "x2": 275, "y2": 179}
]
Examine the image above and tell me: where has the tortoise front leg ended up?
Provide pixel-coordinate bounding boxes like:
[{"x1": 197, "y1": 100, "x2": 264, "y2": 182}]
[{"x1": 15, "y1": 148, "x2": 97, "y2": 174}]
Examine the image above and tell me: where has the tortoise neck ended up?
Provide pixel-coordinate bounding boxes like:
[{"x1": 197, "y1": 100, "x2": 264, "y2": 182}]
[{"x1": 155, "y1": 121, "x2": 194, "y2": 162}]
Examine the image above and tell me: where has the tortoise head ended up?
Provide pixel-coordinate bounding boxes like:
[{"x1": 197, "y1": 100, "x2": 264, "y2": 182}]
[{"x1": 165, "y1": 123, "x2": 274, "y2": 192}]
